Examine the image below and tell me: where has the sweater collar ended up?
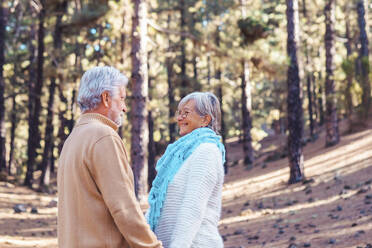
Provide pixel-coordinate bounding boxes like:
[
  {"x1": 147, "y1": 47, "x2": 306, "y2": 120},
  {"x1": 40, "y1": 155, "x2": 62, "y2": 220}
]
[{"x1": 77, "y1": 113, "x2": 119, "y2": 132}]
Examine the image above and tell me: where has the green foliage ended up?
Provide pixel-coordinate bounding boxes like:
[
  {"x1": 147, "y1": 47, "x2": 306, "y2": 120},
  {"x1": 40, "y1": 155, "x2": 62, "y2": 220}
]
[
  {"x1": 61, "y1": 1, "x2": 110, "y2": 34},
  {"x1": 237, "y1": 17, "x2": 270, "y2": 44},
  {"x1": 341, "y1": 57, "x2": 355, "y2": 76}
]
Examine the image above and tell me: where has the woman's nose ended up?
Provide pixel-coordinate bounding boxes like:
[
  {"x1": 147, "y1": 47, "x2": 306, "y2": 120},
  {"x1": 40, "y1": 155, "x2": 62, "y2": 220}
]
[{"x1": 177, "y1": 113, "x2": 183, "y2": 121}]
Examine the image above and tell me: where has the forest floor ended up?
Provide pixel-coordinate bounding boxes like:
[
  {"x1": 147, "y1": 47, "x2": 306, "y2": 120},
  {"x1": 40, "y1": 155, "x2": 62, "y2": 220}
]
[{"x1": 0, "y1": 117, "x2": 372, "y2": 248}]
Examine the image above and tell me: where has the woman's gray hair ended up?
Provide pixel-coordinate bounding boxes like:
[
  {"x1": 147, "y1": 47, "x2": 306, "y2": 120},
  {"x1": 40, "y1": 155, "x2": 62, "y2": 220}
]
[
  {"x1": 178, "y1": 92, "x2": 222, "y2": 134},
  {"x1": 77, "y1": 66, "x2": 128, "y2": 112}
]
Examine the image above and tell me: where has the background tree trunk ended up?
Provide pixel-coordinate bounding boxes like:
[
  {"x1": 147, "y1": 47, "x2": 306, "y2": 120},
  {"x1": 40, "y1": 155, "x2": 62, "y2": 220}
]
[
  {"x1": 286, "y1": 0, "x2": 305, "y2": 184},
  {"x1": 301, "y1": 0, "x2": 315, "y2": 139},
  {"x1": 241, "y1": 60, "x2": 254, "y2": 167},
  {"x1": 25, "y1": 1, "x2": 45, "y2": 187},
  {"x1": 130, "y1": 0, "x2": 149, "y2": 201},
  {"x1": 8, "y1": 93, "x2": 16, "y2": 175},
  {"x1": 166, "y1": 14, "x2": 176, "y2": 143},
  {"x1": 344, "y1": 16, "x2": 354, "y2": 131},
  {"x1": 357, "y1": 0, "x2": 370, "y2": 120},
  {"x1": 39, "y1": 0, "x2": 66, "y2": 189},
  {"x1": 180, "y1": 0, "x2": 187, "y2": 98},
  {"x1": 240, "y1": 0, "x2": 254, "y2": 168},
  {"x1": 324, "y1": 0, "x2": 339, "y2": 147},
  {"x1": 0, "y1": 2, "x2": 6, "y2": 173}
]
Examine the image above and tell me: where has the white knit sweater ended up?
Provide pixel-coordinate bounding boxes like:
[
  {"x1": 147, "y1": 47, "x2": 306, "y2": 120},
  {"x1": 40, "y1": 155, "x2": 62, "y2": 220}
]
[{"x1": 148, "y1": 143, "x2": 224, "y2": 248}]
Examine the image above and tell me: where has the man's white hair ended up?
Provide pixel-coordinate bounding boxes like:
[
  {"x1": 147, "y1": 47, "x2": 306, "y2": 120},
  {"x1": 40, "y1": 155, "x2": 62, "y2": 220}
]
[
  {"x1": 77, "y1": 66, "x2": 128, "y2": 112},
  {"x1": 178, "y1": 92, "x2": 222, "y2": 134}
]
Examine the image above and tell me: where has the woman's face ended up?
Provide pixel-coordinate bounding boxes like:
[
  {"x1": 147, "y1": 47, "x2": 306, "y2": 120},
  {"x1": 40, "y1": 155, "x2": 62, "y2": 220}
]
[{"x1": 177, "y1": 100, "x2": 208, "y2": 136}]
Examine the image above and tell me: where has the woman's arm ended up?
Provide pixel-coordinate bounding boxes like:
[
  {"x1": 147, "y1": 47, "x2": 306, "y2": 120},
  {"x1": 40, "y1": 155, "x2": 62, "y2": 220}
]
[{"x1": 169, "y1": 143, "x2": 222, "y2": 248}]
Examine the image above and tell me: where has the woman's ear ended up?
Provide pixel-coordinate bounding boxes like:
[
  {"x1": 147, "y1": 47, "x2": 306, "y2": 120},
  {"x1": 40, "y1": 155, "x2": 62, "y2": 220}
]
[{"x1": 203, "y1": 115, "x2": 212, "y2": 127}]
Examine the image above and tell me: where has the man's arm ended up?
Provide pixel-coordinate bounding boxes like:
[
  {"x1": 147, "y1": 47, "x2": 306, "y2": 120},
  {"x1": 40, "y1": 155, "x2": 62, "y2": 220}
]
[{"x1": 90, "y1": 134, "x2": 162, "y2": 248}]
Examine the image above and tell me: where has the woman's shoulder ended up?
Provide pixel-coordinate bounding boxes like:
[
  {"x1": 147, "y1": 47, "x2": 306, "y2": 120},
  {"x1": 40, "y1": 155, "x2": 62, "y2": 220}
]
[
  {"x1": 194, "y1": 142, "x2": 221, "y2": 154},
  {"x1": 190, "y1": 142, "x2": 223, "y2": 168}
]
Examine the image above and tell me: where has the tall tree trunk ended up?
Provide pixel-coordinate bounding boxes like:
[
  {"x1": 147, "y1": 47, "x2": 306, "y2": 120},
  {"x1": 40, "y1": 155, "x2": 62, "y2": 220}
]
[
  {"x1": 311, "y1": 73, "x2": 319, "y2": 125},
  {"x1": 324, "y1": 0, "x2": 339, "y2": 147},
  {"x1": 301, "y1": 0, "x2": 315, "y2": 138},
  {"x1": 39, "y1": 78, "x2": 55, "y2": 188},
  {"x1": 39, "y1": 0, "x2": 66, "y2": 188},
  {"x1": 357, "y1": 0, "x2": 370, "y2": 120},
  {"x1": 8, "y1": 94, "x2": 16, "y2": 175},
  {"x1": 345, "y1": 16, "x2": 354, "y2": 131},
  {"x1": 24, "y1": 9, "x2": 39, "y2": 187},
  {"x1": 317, "y1": 72, "x2": 324, "y2": 126},
  {"x1": 57, "y1": 84, "x2": 69, "y2": 155},
  {"x1": 25, "y1": 1, "x2": 45, "y2": 187},
  {"x1": 166, "y1": 14, "x2": 176, "y2": 143},
  {"x1": 50, "y1": 141, "x2": 55, "y2": 174},
  {"x1": 118, "y1": 11, "x2": 127, "y2": 138},
  {"x1": 147, "y1": 58, "x2": 156, "y2": 190},
  {"x1": 180, "y1": 0, "x2": 187, "y2": 98},
  {"x1": 217, "y1": 85, "x2": 228, "y2": 174},
  {"x1": 240, "y1": 0, "x2": 254, "y2": 168},
  {"x1": 130, "y1": 0, "x2": 148, "y2": 201},
  {"x1": 241, "y1": 60, "x2": 254, "y2": 167},
  {"x1": 286, "y1": 0, "x2": 305, "y2": 184},
  {"x1": 214, "y1": 27, "x2": 228, "y2": 173},
  {"x1": 0, "y1": 2, "x2": 6, "y2": 173}
]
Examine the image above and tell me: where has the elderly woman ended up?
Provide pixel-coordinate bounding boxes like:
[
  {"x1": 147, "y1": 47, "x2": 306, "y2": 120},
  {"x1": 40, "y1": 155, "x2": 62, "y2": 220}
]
[{"x1": 147, "y1": 92, "x2": 226, "y2": 248}]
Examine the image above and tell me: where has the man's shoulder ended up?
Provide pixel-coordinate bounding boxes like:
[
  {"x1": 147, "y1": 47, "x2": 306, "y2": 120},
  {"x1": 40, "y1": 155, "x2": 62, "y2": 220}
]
[{"x1": 79, "y1": 121, "x2": 117, "y2": 135}]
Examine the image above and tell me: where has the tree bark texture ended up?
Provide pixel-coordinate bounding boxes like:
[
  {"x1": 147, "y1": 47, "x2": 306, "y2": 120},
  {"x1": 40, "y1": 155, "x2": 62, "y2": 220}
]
[
  {"x1": 180, "y1": 0, "x2": 188, "y2": 98},
  {"x1": 25, "y1": 2, "x2": 45, "y2": 187},
  {"x1": 241, "y1": 60, "x2": 254, "y2": 167},
  {"x1": 118, "y1": 11, "x2": 127, "y2": 138},
  {"x1": 8, "y1": 94, "x2": 16, "y2": 175},
  {"x1": 301, "y1": 0, "x2": 315, "y2": 138},
  {"x1": 240, "y1": 0, "x2": 254, "y2": 168},
  {"x1": 0, "y1": 2, "x2": 6, "y2": 172},
  {"x1": 57, "y1": 83, "x2": 69, "y2": 155},
  {"x1": 214, "y1": 26, "x2": 228, "y2": 173},
  {"x1": 357, "y1": 0, "x2": 370, "y2": 120},
  {"x1": 324, "y1": 0, "x2": 339, "y2": 147},
  {"x1": 147, "y1": 71, "x2": 156, "y2": 190},
  {"x1": 39, "y1": 0, "x2": 66, "y2": 188},
  {"x1": 130, "y1": 0, "x2": 148, "y2": 201},
  {"x1": 317, "y1": 72, "x2": 324, "y2": 126},
  {"x1": 286, "y1": 0, "x2": 305, "y2": 184},
  {"x1": 24, "y1": 12, "x2": 38, "y2": 187},
  {"x1": 167, "y1": 14, "x2": 176, "y2": 143},
  {"x1": 345, "y1": 18, "x2": 353, "y2": 130},
  {"x1": 39, "y1": 78, "x2": 55, "y2": 188}
]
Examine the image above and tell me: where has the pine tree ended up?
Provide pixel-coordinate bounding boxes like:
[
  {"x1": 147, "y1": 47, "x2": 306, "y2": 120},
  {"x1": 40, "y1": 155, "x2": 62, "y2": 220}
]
[
  {"x1": 286, "y1": 0, "x2": 305, "y2": 184},
  {"x1": 324, "y1": 0, "x2": 340, "y2": 147},
  {"x1": 130, "y1": 0, "x2": 149, "y2": 201}
]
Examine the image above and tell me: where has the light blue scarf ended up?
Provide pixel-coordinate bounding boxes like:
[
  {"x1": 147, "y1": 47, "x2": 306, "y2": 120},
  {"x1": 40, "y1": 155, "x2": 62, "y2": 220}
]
[{"x1": 147, "y1": 127, "x2": 225, "y2": 231}]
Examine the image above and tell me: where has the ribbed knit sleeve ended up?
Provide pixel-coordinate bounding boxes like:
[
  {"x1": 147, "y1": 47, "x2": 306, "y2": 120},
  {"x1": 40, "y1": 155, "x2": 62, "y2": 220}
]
[{"x1": 165, "y1": 143, "x2": 223, "y2": 248}]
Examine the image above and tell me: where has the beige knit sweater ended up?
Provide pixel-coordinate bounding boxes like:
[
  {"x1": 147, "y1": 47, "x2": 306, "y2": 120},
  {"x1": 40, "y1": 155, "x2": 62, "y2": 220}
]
[{"x1": 58, "y1": 113, "x2": 162, "y2": 248}]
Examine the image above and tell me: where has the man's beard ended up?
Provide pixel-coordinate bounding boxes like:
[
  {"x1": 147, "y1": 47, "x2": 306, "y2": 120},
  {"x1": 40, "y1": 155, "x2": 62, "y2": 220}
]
[
  {"x1": 108, "y1": 110, "x2": 123, "y2": 127},
  {"x1": 114, "y1": 114, "x2": 123, "y2": 127}
]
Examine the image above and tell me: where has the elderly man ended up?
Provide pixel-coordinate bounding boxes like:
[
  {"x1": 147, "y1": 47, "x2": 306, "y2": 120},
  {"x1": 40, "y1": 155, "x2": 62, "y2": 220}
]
[{"x1": 58, "y1": 66, "x2": 162, "y2": 248}]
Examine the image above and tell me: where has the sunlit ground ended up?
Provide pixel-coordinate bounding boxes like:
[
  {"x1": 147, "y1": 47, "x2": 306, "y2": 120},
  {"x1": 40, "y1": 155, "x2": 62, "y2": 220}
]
[
  {"x1": 0, "y1": 122, "x2": 372, "y2": 247},
  {"x1": 219, "y1": 125, "x2": 372, "y2": 247}
]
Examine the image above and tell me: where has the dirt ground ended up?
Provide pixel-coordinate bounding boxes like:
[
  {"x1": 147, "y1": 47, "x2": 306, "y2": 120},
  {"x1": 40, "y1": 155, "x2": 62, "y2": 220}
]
[{"x1": 0, "y1": 118, "x2": 372, "y2": 248}]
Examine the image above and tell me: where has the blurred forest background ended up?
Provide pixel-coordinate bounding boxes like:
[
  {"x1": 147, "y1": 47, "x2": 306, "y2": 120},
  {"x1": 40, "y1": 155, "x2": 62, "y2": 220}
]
[{"x1": 0, "y1": 0, "x2": 371, "y2": 202}]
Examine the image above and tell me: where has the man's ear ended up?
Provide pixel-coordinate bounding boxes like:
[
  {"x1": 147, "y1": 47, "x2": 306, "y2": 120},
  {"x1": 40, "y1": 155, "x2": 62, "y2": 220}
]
[{"x1": 101, "y1": 91, "x2": 110, "y2": 107}]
